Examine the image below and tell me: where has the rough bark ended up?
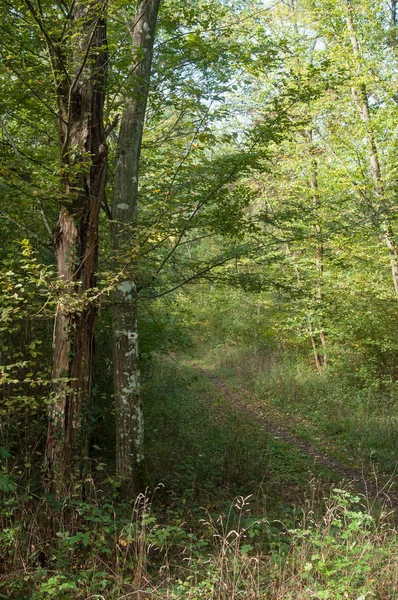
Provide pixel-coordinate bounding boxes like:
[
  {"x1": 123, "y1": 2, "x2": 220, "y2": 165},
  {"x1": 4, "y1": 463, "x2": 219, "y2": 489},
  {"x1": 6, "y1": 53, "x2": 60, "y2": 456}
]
[
  {"x1": 112, "y1": 0, "x2": 161, "y2": 497},
  {"x1": 45, "y1": 1, "x2": 108, "y2": 496},
  {"x1": 345, "y1": 0, "x2": 398, "y2": 295}
]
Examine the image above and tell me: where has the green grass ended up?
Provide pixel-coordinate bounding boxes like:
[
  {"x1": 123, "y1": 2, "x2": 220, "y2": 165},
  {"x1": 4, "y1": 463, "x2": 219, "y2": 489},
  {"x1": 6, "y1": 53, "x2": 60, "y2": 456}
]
[
  {"x1": 195, "y1": 344, "x2": 398, "y2": 484},
  {"x1": 143, "y1": 355, "x2": 343, "y2": 514}
]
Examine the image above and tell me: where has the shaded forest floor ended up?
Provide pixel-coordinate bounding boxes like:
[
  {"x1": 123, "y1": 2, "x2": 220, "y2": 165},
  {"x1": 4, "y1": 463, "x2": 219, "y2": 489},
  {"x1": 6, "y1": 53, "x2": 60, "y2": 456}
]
[
  {"x1": 2, "y1": 350, "x2": 398, "y2": 599},
  {"x1": 180, "y1": 342, "x2": 398, "y2": 501},
  {"x1": 188, "y1": 359, "x2": 398, "y2": 512}
]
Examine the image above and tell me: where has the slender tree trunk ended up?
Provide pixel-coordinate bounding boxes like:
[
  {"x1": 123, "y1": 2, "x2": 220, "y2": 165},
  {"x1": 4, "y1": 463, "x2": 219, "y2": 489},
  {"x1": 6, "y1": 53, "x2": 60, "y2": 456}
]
[
  {"x1": 112, "y1": 0, "x2": 161, "y2": 497},
  {"x1": 45, "y1": 1, "x2": 108, "y2": 496},
  {"x1": 309, "y1": 151, "x2": 328, "y2": 369},
  {"x1": 295, "y1": 255, "x2": 325, "y2": 375},
  {"x1": 309, "y1": 319, "x2": 323, "y2": 376},
  {"x1": 267, "y1": 197, "x2": 327, "y2": 375},
  {"x1": 286, "y1": 243, "x2": 325, "y2": 375},
  {"x1": 345, "y1": 0, "x2": 398, "y2": 295}
]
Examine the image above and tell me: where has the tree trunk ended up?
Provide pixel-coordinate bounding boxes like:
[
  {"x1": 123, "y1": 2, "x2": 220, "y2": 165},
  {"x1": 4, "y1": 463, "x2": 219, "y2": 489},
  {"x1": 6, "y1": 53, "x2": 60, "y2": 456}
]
[
  {"x1": 268, "y1": 196, "x2": 327, "y2": 375},
  {"x1": 112, "y1": 0, "x2": 161, "y2": 498},
  {"x1": 309, "y1": 150, "x2": 328, "y2": 370},
  {"x1": 309, "y1": 319, "x2": 323, "y2": 376},
  {"x1": 45, "y1": 1, "x2": 108, "y2": 496},
  {"x1": 345, "y1": 0, "x2": 398, "y2": 295}
]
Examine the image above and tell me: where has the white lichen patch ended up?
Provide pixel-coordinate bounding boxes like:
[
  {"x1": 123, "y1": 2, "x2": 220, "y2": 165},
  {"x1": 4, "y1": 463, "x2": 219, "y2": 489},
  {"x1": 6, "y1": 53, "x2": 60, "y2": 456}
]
[
  {"x1": 118, "y1": 282, "x2": 133, "y2": 295},
  {"x1": 121, "y1": 372, "x2": 139, "y2": 400},
  {"x1": 128, "y1": 404, "x2": 144, "y2": 464}
]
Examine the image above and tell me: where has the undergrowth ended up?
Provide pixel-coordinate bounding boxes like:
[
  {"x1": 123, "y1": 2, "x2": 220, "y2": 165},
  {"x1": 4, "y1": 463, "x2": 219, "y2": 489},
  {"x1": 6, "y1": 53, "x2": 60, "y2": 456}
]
[
  {"x1": 1, "y1": 357, "x2": 397, "y2": 598},
  {"x1": 0, "y1": 486, "x2": 396, "y2": 599}
]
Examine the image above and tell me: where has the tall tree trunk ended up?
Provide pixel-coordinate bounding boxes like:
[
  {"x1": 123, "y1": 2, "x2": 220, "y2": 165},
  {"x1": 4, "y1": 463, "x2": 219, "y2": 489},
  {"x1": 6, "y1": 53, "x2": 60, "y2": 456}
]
[
  {"x1": 44, "y1": 1, "x2": 108, "y2": 496},
  {"x1": 112, "y1": 0, "x2": 161, "y2": 497},
  {"x1": 345, "y1": 0, "x2": 398, "y2": 295},
  {"x1": 280, "y1": 232, "x2": 325, "y2": 374}
]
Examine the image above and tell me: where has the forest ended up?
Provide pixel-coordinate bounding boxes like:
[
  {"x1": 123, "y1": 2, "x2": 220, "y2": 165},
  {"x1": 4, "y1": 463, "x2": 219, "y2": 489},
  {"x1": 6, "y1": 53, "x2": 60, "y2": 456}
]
[{"x1": 0, "y1": 0, "x2": 397, "y2": 597}]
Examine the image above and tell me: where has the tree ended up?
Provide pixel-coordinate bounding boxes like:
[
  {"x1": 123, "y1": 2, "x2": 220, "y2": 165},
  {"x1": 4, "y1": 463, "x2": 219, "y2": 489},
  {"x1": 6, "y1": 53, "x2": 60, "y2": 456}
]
[
  {"x1": 20, "y1": 0, "x2": 108, "y2": 495},
  {"x1": 343, "y1": 0, "x2": 398, "y2": 295},
  {"x1": 111, "y1": 0, "x2": 161, "y2": 497},
  {"x1": 109, "y1": 0, "x2": 275, "y2": 494}
]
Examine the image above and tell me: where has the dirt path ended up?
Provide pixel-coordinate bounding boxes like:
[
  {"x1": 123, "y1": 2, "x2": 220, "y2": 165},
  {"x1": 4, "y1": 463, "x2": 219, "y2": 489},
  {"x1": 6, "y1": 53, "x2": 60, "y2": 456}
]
[{"x1": 194, "y1": 364, "x2": 398, "y2": 513}]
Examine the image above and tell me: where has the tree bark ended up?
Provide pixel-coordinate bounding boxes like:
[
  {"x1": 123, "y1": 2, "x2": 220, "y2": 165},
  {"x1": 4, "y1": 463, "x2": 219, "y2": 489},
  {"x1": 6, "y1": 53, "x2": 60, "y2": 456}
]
[
  {"x1": 44, "y1": 0, "x2": 108, "y2": 496},
  {"x1": 112, "y1": 0, "x2": 161, "y2": 497}
]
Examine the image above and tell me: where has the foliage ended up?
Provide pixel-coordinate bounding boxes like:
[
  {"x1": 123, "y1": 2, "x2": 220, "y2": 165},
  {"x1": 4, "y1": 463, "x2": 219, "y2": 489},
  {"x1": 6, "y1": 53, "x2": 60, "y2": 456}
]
[
  {"x1": 1, "y1": 0, "x2": 398, "y2": 597},
  {"x1": 0, "y1": 241, "x2": 53, "y2": 488}
]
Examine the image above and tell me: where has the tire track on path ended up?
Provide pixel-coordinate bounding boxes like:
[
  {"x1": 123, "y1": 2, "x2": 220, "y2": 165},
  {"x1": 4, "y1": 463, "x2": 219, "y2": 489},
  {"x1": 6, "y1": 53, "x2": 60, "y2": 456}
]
[{"x1": 193, "y1": 363, "x2": 398, "y2": 513}]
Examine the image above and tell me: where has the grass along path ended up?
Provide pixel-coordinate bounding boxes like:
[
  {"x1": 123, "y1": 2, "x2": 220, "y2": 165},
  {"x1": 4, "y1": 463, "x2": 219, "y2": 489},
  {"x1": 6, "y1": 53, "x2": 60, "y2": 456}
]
[{"x1": 189, "y1": 360, "x2": 398, "y2": 513}]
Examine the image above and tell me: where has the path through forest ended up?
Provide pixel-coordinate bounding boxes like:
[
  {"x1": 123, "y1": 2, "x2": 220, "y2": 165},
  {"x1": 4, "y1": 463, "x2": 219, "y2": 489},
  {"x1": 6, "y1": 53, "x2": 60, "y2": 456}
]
[{"x1": 192, "y1": 362, "x2": 398, "y2": 513}]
